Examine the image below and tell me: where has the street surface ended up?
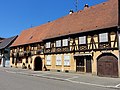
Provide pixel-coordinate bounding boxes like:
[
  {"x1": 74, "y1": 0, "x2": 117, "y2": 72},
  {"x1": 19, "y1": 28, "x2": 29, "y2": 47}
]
[{"x1": 0, "y1": 67, "x2": 120, "y2": 90}]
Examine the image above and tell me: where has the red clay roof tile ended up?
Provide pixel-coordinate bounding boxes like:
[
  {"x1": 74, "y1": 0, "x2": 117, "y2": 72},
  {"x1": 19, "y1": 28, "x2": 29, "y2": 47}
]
[{"x1": 11, "y1": 0, "x2": 119, "y2": 47}]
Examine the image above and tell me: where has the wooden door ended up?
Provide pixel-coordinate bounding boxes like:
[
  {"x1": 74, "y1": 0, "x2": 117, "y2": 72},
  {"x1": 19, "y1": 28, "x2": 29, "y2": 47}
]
[
  {"x1": 76, "y1": 57, "x2": 85, "y2": 72},
  {"x1": 86, "y1": 56, "x2": 92, "y2": 73},
  {"x1": 97, "y1": 55, "x2": 118, "y2": 77}
]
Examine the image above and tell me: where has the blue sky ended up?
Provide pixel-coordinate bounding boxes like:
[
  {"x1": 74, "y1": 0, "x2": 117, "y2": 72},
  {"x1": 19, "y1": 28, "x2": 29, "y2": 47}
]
[{"x1": 0, "y1": 0, "x2": 107, "y2": 38}]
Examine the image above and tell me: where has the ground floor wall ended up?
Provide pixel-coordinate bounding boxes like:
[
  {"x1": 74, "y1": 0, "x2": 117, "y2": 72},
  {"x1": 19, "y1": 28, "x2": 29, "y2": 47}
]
[
  {"x1": 45, "y1": 50, "x2": 119, "y2": 77},
  {"x1": 10, "y1": 55, "x2": 45, "y2": 70},
  {"x1": 0, "y1": 54, "x2": 10, "y2": 67},
  {"x1": 45, "y1": 53, "x2": 75, "y2": 72},
  {"x1": 45, "y1": 52, "x2": 93, "y2": 73},
  {"x1": 10, "y1": 50, "x2": 120, "y2": 77}
]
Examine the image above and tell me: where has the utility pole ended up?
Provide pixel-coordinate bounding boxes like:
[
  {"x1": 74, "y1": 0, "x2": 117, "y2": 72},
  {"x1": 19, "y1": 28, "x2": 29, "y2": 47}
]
[
  {"x1": 31, "y1": 24, "x2": 33, "y2": 28},
  {"x1": 75, "y1": 0, "x2": 78, "y2": 11}
]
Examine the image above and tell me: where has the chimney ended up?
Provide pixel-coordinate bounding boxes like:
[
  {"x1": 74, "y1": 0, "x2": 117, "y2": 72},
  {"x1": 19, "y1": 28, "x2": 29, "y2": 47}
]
[
  {"x1": 84, "y1": 4, "x2": 89, "y2": 10},
  {"x1": 69, "y1": 9, "x2": 74, "y2": 14}
]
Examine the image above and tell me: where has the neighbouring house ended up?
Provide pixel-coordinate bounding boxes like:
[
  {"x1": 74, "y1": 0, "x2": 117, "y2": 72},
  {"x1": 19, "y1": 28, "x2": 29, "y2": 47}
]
[
  {"x1": 10, "y1": 0, "x2": 120, "y2": 77},
  {"x1": 0, "y1": 36, "x2": 18, "y2": 67},
  {"x1": 0, "y1": 37, "x2": 4, "y2": 43},
  {"x1": 0, "y1": 37, "x2": 5, "y2": 65}
]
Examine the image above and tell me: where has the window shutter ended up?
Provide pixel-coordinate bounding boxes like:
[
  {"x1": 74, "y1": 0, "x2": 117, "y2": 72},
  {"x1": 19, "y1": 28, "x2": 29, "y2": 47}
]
[
  {"x1": 46, "y1": 56, "x2": 51, "y2": 65},
  {"x1": 64, "y1": 55, "x2": 70, "y2": 66},
  {"x1": 56, "y1": 55, "x2": 62, "y2": 65}
]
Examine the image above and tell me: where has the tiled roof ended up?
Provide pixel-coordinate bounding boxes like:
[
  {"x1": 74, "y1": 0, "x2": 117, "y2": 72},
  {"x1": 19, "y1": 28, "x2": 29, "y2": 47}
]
[
  {"x1": 11, "y1": 0, "x2": 118, "y2": 47},
  {"x1": 11, "y1": 22, "x2": 53, "y2": 46},
  {"x1": 0, "y1": 36, "x2": 18, "y2": 49},
  {"x1": 0, "y1": 40, "x2": 3, "y2": 43},
  {"x1": 0, "y1": 37, "x2": 5, "y2": 43}
]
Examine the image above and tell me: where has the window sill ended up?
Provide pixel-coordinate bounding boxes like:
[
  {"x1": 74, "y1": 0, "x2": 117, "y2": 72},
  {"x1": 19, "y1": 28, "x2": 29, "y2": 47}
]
[
  {"x1": 56, "y1": 65, "x2": 62, "y2": 66},
  {"x1": 64, "y1": 65, "x2": 70, "y2": 67},
  {"x1": 46, "y1": 65, "x2": 51, "y2": 66},
  {"x1": 99, "y1": 42, "x2": 109, "y2": 44}
]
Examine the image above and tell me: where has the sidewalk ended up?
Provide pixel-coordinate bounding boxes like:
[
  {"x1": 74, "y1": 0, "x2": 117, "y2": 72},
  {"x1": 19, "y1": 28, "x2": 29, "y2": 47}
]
[{"x1": 1, "y1": 67, "x2": 120, "y2": 89}]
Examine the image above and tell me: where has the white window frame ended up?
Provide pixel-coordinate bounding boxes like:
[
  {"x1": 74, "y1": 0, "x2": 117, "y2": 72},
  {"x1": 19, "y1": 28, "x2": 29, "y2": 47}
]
[
  {"x1": 64, "y1": 55, "x2": 70, "y2": 66},
  {"x1": 79, "y1": 36, "x2": 86, "y2": 44},
  {"x1": 119, "y1": 35, "x2": 120, "y2": 49},
  {"x1": 56, "y1": 40, "x2": 61, "y2": 47},
  {"x1": 99, "y1": 33, "x2": 108, "y2": 43},
  {"x1": 56, "y1": 55, "x2": 62, "y2": 65},
  {"x1": 46, "y1": 42, "x2": 51, "y2": 48},
  {"x1": 46, "y1": 56, "x2": 51, "y2": 65},
  {"x1": 62, "y1": 39, "x2": 68, "y2": 46}
]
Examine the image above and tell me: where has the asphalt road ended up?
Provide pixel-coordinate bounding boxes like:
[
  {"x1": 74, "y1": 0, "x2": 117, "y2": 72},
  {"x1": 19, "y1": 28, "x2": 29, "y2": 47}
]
[{"x1": 0, "y1": 69, "x2": 118, "y2": 90}]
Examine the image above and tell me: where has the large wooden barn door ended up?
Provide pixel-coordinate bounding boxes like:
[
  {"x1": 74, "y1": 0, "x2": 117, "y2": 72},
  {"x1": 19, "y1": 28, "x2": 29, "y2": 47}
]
[{"x1": 97, "y1": 54, "x2": 118, "y2": 77}]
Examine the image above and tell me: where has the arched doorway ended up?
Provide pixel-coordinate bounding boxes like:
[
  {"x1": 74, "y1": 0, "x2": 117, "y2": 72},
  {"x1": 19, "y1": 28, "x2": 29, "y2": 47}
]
[
  {"x1": 97, "y1": 53, "x2": 118, "y2": 77},
  {"x1": 34, "y1": 57, "x2": 42, "y2": 71}
]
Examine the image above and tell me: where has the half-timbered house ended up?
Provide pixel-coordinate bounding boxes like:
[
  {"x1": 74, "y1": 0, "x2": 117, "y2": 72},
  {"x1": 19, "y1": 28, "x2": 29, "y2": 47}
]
[{"x1": 10, "y1": 0, "x2": 120, "y2": 77}]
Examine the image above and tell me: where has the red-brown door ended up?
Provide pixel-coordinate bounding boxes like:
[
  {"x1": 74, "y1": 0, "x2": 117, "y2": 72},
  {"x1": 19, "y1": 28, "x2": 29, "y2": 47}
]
[{"x1": 97, "y1": 55, "x2": 118, "y2": 77}]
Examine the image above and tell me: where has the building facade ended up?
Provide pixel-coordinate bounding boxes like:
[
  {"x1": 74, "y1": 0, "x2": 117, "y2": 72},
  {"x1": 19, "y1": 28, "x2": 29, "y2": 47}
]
[
  {"x1": 0, "y1": 36, "x2": 18, "y2": 67},
  {"x1": 10, "y1": 0, "x2": 120, "y2": 77},
  {"x1": 0, "y1": 37, "x2": 5, "y2": 65}
]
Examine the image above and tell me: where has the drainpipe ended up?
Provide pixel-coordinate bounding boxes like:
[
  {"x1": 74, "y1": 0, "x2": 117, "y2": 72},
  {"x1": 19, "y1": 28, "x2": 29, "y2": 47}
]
[
  {"x1": 117, "y1": 0, "x2": 120, "y2": 77},
  {"x1": 117, "y1": 26, "x2": 120, "y2": 77}
]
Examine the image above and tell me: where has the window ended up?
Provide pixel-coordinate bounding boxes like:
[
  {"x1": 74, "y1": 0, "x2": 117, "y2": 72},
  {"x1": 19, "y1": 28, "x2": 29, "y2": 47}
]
[
  {"x1": 99, "y1": 33, "x2": 108, "y2": 43},
  {"x1": 56, "y1": 55, "x2": 62, "y2": 65},
  {"x1": 56, "y1": 40, "x2": 61, "y2": 47},
  {"x1": 46, "y1": 42, "x2": 51, "y2": 48},
  {"x1": 64, "y1": 55, "x2": 70, "y2": 66},
  {"x1": 79, "y1": 36, "x2": 86, "y2": 44},
  {"x1": 46, "y1": 56, "x2": 51, "y2": 65},
  {"x1": 62, "y1": 39, "x2": 68, "y2": 46},
  {"x1": 119, "y1": 35, "x2": 120, "y2": 49}
]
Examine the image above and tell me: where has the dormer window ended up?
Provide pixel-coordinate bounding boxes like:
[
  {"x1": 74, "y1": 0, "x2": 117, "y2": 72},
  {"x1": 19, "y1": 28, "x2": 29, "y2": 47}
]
[
  {"x1": 56, "y1": 40, "x2": 61, "y2": 47},
  {"x1": 46, "y1": 42, "x2": 51, "y2": 48},
  {"x1": 62, "y1": 39, "x2": 68, "y2": 46},
  {"x1": 29, "y1": 36, "x2": 33, "y2": 39},
  {"x1": 99, "y1": 33, "x2": 108, "y2": 43},
  {"x1": 79, "y1": 36, "x2": 86, "y2": 44}
]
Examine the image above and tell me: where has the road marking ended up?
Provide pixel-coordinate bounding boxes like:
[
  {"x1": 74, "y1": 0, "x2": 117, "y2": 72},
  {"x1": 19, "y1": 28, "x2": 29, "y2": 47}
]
[
  {"x1": 4, "y1": 69, "x2": 120, "y2": 89},
  {"x1": 5, "y1": 70, "x2": 17, "y2": 74},
  {"x1": 115, "y1": 83, "x2": 120, "y2": 87},
  {"x1": 66, "y1": 79, "x2": 120, "y2": 89},
  {"x1": 31, "y1": 74, "x2": 47, "y2": 77},
  {"x1": 65, "y1": 76, "x2": 79, "y2": 80}
]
